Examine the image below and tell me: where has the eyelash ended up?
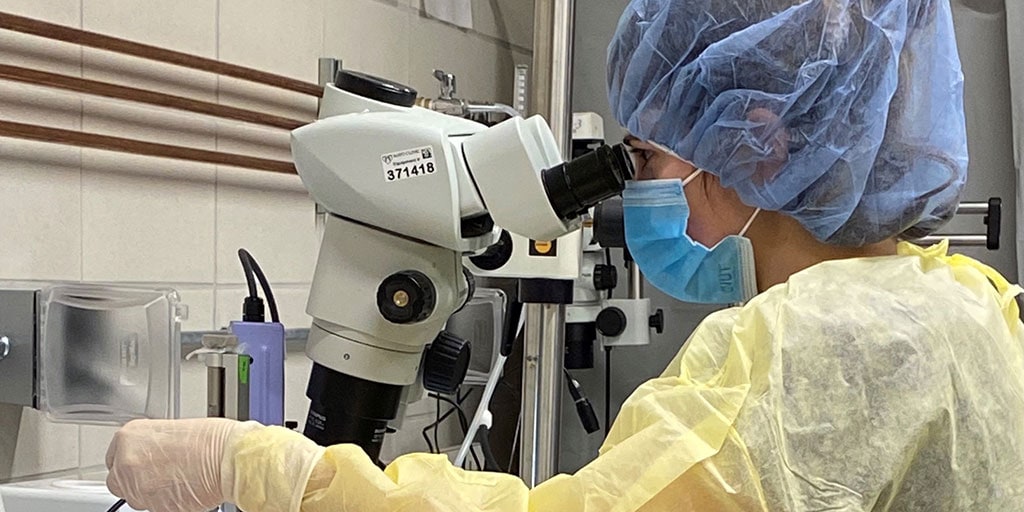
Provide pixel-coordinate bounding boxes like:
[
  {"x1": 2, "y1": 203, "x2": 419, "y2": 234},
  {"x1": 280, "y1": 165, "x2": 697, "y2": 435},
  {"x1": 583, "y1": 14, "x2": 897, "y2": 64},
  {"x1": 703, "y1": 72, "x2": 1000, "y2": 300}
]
[{"x1": 627, "y1": 147, "x2": 653, "y2": 170}]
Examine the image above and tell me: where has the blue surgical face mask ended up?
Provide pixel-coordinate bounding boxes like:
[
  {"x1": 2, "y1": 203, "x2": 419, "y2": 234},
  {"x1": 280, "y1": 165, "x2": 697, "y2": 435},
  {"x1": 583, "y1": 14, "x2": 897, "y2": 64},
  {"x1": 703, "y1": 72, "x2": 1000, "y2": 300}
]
[{"x1": 622, "y1": 174, "x2": 760, "y2": 304}]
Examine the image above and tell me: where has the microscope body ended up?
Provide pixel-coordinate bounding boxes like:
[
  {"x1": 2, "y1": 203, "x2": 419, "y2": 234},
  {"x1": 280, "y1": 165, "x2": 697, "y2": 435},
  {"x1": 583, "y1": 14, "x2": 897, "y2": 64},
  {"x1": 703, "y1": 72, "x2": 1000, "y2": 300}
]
[{"x1": 290, "y1": 71, "x2": 630, "y2": 460}]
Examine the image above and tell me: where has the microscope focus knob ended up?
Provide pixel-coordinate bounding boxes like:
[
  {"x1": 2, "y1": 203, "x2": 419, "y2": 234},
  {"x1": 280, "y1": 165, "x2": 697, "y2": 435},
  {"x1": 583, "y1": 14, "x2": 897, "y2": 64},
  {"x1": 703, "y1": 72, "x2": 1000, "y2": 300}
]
[
  {"x1": 423, "y1": 331, "x2": 472, "y2": 394},
  {"x1": 649, "y1": 309, "x2": 665, "y2": 334},
  {"x1": 596, "y1": 307, "x2": 627, "y2": 337},
  {"x1": 377, "y1": 270, "x2": 436, "y2": 324},
  {"x1": 592, "y1": 264, "x2": 618, "y2": 291}
]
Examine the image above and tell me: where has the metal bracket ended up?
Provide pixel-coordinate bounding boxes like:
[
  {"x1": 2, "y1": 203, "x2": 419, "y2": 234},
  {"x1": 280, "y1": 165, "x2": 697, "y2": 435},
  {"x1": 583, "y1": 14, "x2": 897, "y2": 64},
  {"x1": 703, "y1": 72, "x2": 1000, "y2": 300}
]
[{"x1": 914, "y1": 198, "x2": 1002, "y2": 250}]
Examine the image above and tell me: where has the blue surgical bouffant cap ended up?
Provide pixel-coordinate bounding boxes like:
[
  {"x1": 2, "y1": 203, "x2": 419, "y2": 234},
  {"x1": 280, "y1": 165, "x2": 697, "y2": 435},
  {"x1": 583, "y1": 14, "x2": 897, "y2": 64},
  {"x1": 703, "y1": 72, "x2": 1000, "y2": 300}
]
[{"x1": 607, "y1": 0, "x2": 968, "y2": 245}]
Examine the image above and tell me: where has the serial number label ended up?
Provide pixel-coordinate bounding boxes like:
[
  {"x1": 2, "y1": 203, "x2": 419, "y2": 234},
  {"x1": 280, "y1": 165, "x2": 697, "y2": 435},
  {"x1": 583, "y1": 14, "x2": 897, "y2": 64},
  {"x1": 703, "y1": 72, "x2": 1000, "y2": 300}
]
[{"x1": 381, "y1": 146, "x2": 438, "y2": 182}]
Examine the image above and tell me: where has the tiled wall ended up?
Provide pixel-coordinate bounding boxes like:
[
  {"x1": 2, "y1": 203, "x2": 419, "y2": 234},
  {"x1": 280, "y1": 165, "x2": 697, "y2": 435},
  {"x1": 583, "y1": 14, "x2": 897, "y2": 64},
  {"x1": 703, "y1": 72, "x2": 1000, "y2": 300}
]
[{"x1": 0, "y1": 0, "x2": 532, "y2": 480}]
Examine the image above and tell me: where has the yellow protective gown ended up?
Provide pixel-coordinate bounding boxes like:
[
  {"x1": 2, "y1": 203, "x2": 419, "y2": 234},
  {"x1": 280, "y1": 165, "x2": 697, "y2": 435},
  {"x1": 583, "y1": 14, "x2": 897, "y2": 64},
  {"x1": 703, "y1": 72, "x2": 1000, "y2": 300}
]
[{"x1": 226, "y1": 242, "x2": 1024, "y2": 511}]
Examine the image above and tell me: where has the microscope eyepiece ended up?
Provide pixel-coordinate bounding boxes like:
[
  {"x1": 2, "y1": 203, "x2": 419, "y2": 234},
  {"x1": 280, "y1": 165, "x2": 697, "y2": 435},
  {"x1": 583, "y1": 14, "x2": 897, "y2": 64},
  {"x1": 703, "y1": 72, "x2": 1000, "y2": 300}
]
[{"x1": 542, "y1": 143, "x2": 633, "y2": 222}]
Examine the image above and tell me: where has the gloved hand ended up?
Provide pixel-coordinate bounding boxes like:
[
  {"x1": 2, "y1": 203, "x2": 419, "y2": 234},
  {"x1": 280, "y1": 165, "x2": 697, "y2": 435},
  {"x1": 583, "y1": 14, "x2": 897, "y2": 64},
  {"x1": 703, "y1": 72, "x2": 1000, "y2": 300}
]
[{"x1": 105, "y1": 418, "x2": 262, "y2": 512}]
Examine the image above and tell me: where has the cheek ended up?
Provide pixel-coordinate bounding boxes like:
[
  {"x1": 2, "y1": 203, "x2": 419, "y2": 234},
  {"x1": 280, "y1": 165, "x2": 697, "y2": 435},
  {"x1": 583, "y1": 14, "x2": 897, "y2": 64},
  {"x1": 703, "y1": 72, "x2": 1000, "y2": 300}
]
[
  {"x1": 639, "y1": 154, "x2": 693, "y2": 181},
  {"x1": 683, "y1": 189, "x2": 732, "y2": 247}
]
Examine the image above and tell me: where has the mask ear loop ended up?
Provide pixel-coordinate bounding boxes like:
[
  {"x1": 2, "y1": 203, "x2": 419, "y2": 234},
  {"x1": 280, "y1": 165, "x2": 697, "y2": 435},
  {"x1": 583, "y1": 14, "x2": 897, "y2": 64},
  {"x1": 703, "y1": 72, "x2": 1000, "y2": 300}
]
[
  {"x1": 681, "y1": 169, "x2": 704, "y2": 187},
  {"x1": 739, "y1": 208, "x2": 762, "y2": 237}
]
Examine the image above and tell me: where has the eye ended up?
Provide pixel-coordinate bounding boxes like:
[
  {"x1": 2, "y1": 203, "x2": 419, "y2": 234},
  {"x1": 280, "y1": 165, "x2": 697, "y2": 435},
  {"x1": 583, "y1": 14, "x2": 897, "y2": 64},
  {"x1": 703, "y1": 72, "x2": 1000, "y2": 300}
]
[{"x1": 626, "y1": 146, "x2": 650, "y2": 167}]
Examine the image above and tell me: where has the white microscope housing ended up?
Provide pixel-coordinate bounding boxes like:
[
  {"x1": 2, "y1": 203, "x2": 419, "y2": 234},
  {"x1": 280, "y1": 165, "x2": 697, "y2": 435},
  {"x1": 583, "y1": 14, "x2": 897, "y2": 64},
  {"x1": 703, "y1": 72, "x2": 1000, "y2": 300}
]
[{"x1": 290, "y1": 70, "x2": 631, "y2": 460}]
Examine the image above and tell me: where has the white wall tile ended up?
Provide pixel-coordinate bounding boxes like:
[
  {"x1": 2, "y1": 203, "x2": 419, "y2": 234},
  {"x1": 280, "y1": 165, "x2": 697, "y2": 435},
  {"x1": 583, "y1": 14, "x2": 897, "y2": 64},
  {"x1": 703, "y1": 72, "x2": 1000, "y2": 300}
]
[
  {"x1": 82, "y1": 0, "x2": 216, "y2": 55},
  {"x1": 9, "y1": 408, "x2": 80, "y2": 478},
  {"x1": 0, "y1": 0, "x2": 80, "y2": 21},
  {"x1": 0, "y1": 81, "x2": 82, "y2": 126},
  {"x1": 0, "y1": 0, "x2": 81, "y2": 72},
  {"x1": 0, "y1": 83, "x2": 82, "y2": 280},
  {"x1": 324, "y1": 0, "x2": 411, "y2": 84},
  {"x1": 175, "y1": 286, "x2": 215, "y2": 331},
  {"x1": 81, "y1": 49, "x2": 220, "y2": 104},
  {"x1": 216, "y1": 0, "x2": 322, "y2": 124},
  {"x1": 216, "y1": 78, "x2": 319, "y2": 123},
  {"x1": 82, "y1": 0, "x2": 218, "y2": 101},
  {"x1": 81, "y1": 151, "x2": 216, "y2": 282},
  {"x1": 0, "y1": 140, "x2": 82, "y2": 281},
  {"x1": 82, "y1": 98, "x2": 217, "y2": 149},
  {"x1": 79, "y1": 425, "x2": 119, "y2": 469},
  {"x1": 216, "y1": 122, "x2": 294, "y2": 162},
  {"x1": 215, "y1": 168, "x2": 318, "y2": 286},
  {"x1": 218, "y1": 0, "x2": 324, "y2": 82},
  {"x1": 214, "y1": 286, "x2": 247, "y2": 328}
]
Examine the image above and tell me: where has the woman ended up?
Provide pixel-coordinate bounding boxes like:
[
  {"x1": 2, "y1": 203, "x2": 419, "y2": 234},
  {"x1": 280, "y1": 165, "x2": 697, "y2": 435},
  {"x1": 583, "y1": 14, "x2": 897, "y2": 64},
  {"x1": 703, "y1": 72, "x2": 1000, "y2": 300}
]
[{"x1": 106, "y1": 0, "x2": 1024, "y2": 510}]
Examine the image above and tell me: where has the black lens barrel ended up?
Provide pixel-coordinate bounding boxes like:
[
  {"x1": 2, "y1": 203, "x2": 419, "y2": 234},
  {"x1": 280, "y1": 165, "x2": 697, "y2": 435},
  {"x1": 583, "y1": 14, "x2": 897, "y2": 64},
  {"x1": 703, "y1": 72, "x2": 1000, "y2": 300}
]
[
  {"x1": 304, "y1": 363, "x2": 403, "y2": 463},
  {"x1": 542, "y1": 143, "x2": 633, "y2": 221}
]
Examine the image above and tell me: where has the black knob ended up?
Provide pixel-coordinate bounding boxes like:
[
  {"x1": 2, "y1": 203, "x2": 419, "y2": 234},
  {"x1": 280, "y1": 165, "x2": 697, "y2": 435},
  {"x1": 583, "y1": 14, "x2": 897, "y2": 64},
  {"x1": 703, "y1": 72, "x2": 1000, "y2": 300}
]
[
  {"x1": 376, "y1": 270, "x2": 436, "y2": 324},
  {"x1": 470, "y1": 230, "x2": 514, "y2": 271},
  {"x1": 423, "y1": 331, "x2": 472, "y2": 394},
  {"x1": 596, "y1": 307, "x2": 627, "y2": 337},
  {"x1": 649, "y1": 309, "x2": 664, "y2": 334},
  {"x1": 593, "y1": 197, "x2": 625, "y2": 248},
  {"x1": 592, "y1": 264, "x2": 618, "y2": 291}
]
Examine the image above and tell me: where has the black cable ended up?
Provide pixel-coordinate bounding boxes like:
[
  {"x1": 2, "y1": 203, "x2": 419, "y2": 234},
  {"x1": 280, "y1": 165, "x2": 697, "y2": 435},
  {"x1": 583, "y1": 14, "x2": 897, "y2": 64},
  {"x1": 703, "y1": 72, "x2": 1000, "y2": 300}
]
[
  {"x1": 239, "y1": 249, "x2": 280, "y2": 323},
  {"x1": 434, "y1": 398, "x2": 441, "y2": 456},
  {"x1": 237, "y1": 249, "x2": 264, "y2": 322},
  {"x1": 429, "y1": 392, "x2": 482, "y2": 469},
  {"x1": 476, "y1": 426, "x2": 502, "y2": 471},
  {"x1": 106, "y1": 499, "x2": 126, "y2": 512},
  {"x1": 237, "y1": 249, "x2": 258, "y2": 298},
  {"x1": 423, "y1": 402, "x2": 465, "y2": 453},
  {"x1": 421, "y1": 389, "x2": 474, "y2": 445},
  {"x1": 422, "y1": 426, "x2": 436, "y2": 453},
  {"x1": 604, "y1": 345, "x2": 613, "y2": 439},
  {"x1": 430, "y1": 394, "x2": 469, "y2": 430}
]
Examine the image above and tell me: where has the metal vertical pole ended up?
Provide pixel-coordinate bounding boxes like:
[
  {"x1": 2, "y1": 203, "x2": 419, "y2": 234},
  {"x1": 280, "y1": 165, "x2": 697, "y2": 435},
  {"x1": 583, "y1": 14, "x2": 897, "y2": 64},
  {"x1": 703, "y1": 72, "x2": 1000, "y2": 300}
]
[
  {"x1": 318, "y1": 57, "x2": 341, "y2": 105},
  {"x1": 520, "y1": 302, "x2": 566, "y2": 485},
  {"x1": 520, "y1": 0, "x2": 576, "y2": 487},
  {"x1": 628, "y1": 261, "x2": 643, "y2": 299}
]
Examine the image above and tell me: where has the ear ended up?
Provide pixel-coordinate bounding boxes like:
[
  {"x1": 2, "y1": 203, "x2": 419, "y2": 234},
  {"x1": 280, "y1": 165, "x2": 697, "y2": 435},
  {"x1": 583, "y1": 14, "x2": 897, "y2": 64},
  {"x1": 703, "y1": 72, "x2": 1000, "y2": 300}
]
[{"x1": 747, "y1": 107, "x2": 788, "y2": 185}]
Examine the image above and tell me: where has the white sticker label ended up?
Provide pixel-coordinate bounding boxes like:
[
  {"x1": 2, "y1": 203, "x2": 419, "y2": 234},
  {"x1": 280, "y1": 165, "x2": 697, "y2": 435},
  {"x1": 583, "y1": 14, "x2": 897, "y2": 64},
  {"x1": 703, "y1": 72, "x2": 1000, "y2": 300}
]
[{"x1": 381, "y1": 146, "x2": 438, "y2": 183}]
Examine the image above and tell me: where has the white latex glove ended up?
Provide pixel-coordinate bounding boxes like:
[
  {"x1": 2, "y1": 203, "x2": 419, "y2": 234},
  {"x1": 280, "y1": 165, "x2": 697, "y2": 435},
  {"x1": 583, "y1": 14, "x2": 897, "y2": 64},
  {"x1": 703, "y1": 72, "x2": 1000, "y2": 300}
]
[{"x1": 106, "y1": 418, "x2": 261, "y2": 512}]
